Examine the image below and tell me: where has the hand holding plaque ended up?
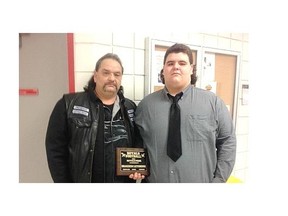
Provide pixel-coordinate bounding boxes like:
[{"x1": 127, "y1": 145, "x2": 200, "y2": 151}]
[{"x1": 116, "y1": 147, "x2": 149, "y2": 176}]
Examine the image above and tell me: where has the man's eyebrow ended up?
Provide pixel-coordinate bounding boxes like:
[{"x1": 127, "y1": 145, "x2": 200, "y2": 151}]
[
  {"x1": 101, "y1": 68, "x2": 122, "y2": 74},
  {"x1": 166, "y1": 60, "x2": 188, "y2": 64},
  {"x1": 166, "y1": 60, "x2": 175, "y2": 64},
  {"x1": 179, "y1": 60, "x2": 188, "y2": 63}
]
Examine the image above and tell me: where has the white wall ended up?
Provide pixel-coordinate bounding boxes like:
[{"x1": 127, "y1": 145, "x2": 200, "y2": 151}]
[{"x1": 74, "y1": 32, "x2": 249, "y2": 182}]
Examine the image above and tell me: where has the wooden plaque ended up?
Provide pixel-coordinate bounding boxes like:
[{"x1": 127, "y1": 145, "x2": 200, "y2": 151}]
[{"x1": 116, "y1": 147, "x2": 149, "y2": 176}]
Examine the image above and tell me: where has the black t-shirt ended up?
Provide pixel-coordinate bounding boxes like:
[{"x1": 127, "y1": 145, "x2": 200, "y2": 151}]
[{"x1": 92, "y1": 103, "x2": 133, "y2": 183}]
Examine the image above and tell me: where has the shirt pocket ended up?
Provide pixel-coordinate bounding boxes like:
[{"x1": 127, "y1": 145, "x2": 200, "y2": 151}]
[{"x1": 185, "y1": 114, "x2": 216, "y2": 141}]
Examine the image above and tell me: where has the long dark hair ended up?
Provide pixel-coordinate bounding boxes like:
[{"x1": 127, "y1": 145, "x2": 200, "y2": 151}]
[{"x1": 163, "y1": 43, "x2": 193, "y2": 65}]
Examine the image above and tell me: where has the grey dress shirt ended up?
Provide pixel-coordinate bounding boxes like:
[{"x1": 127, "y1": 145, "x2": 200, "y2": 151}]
[{"x1": 135, "y1": 85, "x2": 236, "y2": 183}]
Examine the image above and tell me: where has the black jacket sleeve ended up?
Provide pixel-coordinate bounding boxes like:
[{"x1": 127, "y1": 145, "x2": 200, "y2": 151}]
[{"x1": 45, "y1": 97, "x2": 72, "y2": 183}]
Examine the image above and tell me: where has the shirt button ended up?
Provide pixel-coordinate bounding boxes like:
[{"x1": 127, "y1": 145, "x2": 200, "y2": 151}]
[{"x1": 170, "y1": 170, "x2": 174, "y2": 174}]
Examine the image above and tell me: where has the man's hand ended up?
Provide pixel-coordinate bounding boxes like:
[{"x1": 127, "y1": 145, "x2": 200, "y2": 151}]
[{"x1": 129, "y1": 172, "x2": 145, "y2": 181}]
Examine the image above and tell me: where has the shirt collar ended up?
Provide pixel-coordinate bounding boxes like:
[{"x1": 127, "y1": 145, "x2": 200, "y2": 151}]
[{"x1": 163, "y1": 84, "x2": 192, "y2": 100}]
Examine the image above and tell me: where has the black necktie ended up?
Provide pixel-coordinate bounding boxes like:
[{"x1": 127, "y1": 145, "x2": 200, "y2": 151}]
[{"x1": 167, "y1": 92, "x2": 183, "y2": 162}]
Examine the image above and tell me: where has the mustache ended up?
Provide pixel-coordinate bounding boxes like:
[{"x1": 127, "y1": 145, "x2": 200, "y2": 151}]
[{"x1": 104, "y1": 82, "x2": 117, "y2": 87}]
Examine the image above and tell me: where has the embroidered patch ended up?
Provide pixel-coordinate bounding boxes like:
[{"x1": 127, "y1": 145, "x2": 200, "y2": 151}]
[
  {"x1": 74, "y1": 105, "x2": 89, "y2": 112},
  {"x1": 127, "y1": 109, "x2": 134, "y2": 114},
  {"x1": 72, "y1": 106, "x2": 89, "y2": 116},
  {"x1": 72, "y1": 109, "x2": 89, "y2": 116},
  {"x1": 127, "y1": 109, "x2": 134, "y2": 121}
]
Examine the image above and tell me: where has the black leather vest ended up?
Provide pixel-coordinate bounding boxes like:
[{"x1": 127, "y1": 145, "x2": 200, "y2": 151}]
[{"x1": 63, "y1": 91, "x2": 137, "y2": 182}]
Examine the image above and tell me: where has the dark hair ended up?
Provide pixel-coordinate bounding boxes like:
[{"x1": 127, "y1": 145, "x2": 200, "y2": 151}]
[
  {"x1": 161, "y1": 43, "x2": 197, "y2": 85},
  {"x1": 95, "y1": 53, "x2": 124, "y2": 73},
  {"x1": 163, "y1": 43, "x2": 193, "y2": 65},
  {"x1": 84, "y1": 53, "x2": 124, "y2": 91}
]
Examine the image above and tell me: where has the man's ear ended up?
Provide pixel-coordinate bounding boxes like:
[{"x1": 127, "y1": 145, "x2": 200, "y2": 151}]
[
  {"x1": 160, "y1": 69, "x2": 165, "y2": 84},
  {"x1": 190, "y1": 64, "x2": 194, "y2": 75}
]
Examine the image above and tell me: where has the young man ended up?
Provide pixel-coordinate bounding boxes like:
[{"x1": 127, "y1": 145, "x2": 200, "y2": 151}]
[
  {"x1": 46, "y1": 53, "x2": 144, "y2": 183},
  {"x1": 135, "y1": 44, "x2": 236, "y2": 183}
]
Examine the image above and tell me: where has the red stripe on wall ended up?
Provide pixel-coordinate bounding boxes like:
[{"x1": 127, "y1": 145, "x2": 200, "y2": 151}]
[{"x1": 67, "y1": 33, "x2": 75, "y2": 93}]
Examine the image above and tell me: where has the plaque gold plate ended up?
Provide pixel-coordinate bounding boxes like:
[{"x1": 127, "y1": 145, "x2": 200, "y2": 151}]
[{"x1": 116, "y1": 147, "x2": 149, "y2": 176}]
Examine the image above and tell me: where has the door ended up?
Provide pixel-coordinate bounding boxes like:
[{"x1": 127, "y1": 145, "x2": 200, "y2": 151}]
[{"x1": 19, "y1": 33, "x2": 69, "y2": 182}]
